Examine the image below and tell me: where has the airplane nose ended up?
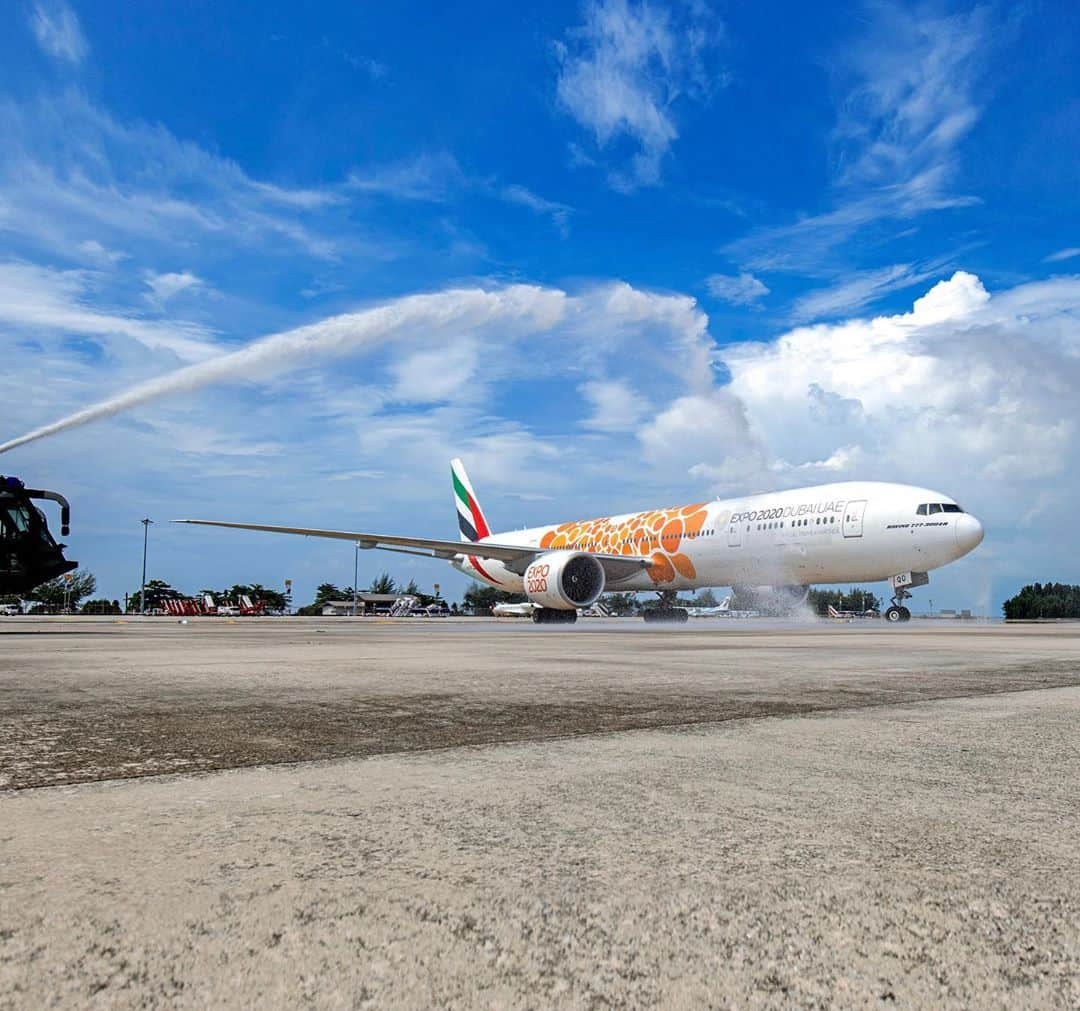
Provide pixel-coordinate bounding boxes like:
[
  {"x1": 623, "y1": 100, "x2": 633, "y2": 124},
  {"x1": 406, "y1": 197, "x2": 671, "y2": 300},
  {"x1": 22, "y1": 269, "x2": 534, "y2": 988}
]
[{"x1": 955, "y1": 514, "x2": 984, "y2": 554}]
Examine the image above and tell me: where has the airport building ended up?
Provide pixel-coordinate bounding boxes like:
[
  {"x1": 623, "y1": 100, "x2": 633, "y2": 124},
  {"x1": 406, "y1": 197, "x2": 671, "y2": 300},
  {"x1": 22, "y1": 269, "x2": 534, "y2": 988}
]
[{"x1": 320, "y1": 593, "x2": 405, "y2": 616}]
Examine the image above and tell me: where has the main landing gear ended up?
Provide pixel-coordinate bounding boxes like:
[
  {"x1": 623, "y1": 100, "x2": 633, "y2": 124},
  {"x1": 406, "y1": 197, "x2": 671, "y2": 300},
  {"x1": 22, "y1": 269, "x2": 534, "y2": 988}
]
[
  {"x1": 643, "y1": 590, "x2": 689, "y2": 624},
  {"x1": 884, "y1": 571, "x2": 929, "y2": 623},
  {"x1": 532, "y1": 607, "x2": 577, "y2": 624}
]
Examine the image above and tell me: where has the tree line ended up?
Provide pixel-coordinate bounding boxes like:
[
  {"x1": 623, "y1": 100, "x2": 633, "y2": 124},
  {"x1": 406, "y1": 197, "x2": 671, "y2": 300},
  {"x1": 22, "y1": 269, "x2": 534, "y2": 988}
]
[
  {"x1": 2, "y1": 569, "x2": 442, "y2": 615},
  {"x1": 1, "y1": 572, "x2": 291, "y2": 614},
  {"x1": 22, "y1": 570, "x2": 1069, "y2": 619},
  {"x1": 1002, "y1": 583, "x2": 1080, "y2": 620},
  {"x1": 806, "y1": 587, "x2": 882, "y2": 615}
]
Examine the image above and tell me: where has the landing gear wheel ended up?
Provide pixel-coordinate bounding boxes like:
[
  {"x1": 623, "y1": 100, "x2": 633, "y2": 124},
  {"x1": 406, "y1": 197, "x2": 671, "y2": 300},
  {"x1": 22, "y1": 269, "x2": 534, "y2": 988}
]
[
  {"x1": 644, "y1": 590, "x2": 688, "y2": 623},
  {"x1": 643, "y1": 607, "x2": 689, "y2": 623},
  {"x1": 886, "y1": 580, "x2": 917, "y2": 623},
  {"x1": 533, "y1": 607, "x2": 577, "y2": 625}
]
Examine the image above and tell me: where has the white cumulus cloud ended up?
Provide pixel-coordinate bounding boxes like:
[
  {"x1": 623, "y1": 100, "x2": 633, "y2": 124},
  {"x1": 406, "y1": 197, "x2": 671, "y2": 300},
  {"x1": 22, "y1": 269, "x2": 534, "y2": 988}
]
[{"x1": 580, "y1": 379, "x2": 648, "y2": 431}]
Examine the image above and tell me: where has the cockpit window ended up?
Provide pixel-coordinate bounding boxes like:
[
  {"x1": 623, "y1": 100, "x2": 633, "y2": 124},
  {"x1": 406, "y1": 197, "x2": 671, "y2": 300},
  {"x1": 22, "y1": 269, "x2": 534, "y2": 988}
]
[
  {"x1": 917, "y1": 502, "x2": 965, "y2": 516},
  {"x1": 2, "y1": 503, "x2": 32, "y2": 534}
]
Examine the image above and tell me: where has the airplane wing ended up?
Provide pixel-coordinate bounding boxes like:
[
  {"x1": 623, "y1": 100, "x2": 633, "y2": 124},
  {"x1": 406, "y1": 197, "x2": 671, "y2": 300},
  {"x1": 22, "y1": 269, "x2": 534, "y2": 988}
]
[{"x1": 174, "y1": 519, "x2": 653, "y2": 580}]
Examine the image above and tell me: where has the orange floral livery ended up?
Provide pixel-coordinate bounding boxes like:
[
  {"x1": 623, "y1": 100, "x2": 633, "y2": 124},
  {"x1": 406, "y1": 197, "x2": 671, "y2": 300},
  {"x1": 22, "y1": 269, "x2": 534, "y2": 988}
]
[{"x1": 539, "y1": 503, "x2": 710, "y2": 584}]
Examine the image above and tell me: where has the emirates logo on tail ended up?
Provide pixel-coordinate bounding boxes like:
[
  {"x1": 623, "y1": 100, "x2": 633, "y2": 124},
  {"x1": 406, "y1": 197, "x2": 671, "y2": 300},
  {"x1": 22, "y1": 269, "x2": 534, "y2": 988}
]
[{"x1": 451, "y1": 458, "x2": 491, "y2": 543}]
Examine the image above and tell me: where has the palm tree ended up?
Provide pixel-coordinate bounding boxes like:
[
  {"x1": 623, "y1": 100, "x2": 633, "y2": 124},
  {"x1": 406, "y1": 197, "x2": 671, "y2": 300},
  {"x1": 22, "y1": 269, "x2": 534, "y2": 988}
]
[{"x1": 369, "y1": 572, "x2": 396, "y2": 594}]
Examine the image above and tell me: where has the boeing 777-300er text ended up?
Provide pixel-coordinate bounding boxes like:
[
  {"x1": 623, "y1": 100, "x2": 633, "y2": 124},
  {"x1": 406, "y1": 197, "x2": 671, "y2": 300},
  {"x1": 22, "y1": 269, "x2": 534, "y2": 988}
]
[{"x1": 177, "y1": 459, "x2": 984, "y2": 624}]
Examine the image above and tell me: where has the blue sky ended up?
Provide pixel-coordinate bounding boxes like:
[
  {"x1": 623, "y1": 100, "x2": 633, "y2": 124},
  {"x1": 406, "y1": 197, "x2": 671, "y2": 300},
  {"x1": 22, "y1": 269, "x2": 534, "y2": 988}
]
[{"x1": 1, "y1": 0, "x2": 1077, "y2": 611}]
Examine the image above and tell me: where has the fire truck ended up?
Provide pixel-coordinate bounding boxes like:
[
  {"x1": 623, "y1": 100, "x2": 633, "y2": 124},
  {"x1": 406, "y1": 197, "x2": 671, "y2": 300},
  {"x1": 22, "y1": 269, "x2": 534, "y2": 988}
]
[{"x1": 0, "y1": 476, "x2": 77, "y2": 595}]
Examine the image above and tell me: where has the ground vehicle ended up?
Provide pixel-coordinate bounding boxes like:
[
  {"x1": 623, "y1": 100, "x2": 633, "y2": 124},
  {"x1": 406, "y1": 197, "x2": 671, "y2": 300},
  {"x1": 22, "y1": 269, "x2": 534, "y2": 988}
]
[
  {"x1": 0, "y1": 476, "x2": 77, "y2": 595},
  {"x1": 0, "y1": 602, "x2": 21, "y2": 616}
]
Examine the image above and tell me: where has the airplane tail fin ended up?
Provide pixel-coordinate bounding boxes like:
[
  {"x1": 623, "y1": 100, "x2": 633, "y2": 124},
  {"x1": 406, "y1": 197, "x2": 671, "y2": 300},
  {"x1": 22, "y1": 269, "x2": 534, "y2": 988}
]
[{"x1": 451, "y1": 458, "x2": 492, "y2": 543}]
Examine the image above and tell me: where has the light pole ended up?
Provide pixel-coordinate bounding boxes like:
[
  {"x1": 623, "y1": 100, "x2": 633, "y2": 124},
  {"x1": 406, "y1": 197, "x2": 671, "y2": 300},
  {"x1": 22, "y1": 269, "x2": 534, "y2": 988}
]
[
  {"x1": 353, "y1": 542, "x2": 360, "y2": 617},
  {"x1": 139, "y1": 518, "x2": 153, "y2": 615}
]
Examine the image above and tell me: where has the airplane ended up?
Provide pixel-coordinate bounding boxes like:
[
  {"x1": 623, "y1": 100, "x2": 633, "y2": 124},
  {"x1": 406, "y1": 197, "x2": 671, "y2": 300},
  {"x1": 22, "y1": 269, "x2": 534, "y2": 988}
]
[
  {"x1": 491, "y1": 601, "x2": 540, "y2": 618},
  {"x1": 686, "y1": 595, "x2": 733, "y2": 618},
  {"x1": 177, "y1": 458, "x2": 984, "y2": 625}
]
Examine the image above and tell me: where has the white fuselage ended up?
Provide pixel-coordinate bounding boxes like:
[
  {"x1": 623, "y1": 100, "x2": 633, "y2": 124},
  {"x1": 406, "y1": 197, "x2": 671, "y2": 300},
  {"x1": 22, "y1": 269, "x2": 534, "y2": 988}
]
[{"x1": 452, "y1": 481, "x2": 984, "y2": 592}]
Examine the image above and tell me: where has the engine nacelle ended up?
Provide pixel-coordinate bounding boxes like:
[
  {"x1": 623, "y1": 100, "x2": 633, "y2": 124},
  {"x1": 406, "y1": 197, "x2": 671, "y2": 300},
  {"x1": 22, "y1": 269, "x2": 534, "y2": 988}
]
[{"x1": 524, "y1": 551, "x2": 605, "y2": 610}]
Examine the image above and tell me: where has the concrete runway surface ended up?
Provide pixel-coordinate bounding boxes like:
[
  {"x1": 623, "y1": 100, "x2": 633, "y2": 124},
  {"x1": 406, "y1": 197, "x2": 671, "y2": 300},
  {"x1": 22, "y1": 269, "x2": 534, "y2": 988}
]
[{"x1": 1, "y1": 617, "x2": 1079, "y2": 1008}]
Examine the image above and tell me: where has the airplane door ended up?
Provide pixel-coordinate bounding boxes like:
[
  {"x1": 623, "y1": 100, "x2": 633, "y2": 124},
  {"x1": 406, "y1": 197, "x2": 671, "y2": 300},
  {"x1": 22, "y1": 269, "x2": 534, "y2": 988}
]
[
  {"x1": 843, "y1": 500, "x2": 867, "y2": 538},
  {"x1": 727, "y1": 518, "x2": 742, "y2": 547}
]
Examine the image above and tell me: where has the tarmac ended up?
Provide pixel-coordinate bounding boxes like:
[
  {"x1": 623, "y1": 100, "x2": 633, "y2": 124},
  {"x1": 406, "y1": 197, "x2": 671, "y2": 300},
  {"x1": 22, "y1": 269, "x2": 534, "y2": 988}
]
[{"x1": 1, "y1": 616, "x2": 1079, "y2": 1008}]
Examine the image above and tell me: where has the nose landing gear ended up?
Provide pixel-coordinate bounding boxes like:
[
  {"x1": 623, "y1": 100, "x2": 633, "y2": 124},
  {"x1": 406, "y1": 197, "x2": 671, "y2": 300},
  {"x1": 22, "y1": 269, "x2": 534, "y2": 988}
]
[
  {"x1": 885, "y1": 571, "x2": 929, "y2": 623},
  {"x1": 884, "y1": 598, "x2": 912, "y2": 623}
]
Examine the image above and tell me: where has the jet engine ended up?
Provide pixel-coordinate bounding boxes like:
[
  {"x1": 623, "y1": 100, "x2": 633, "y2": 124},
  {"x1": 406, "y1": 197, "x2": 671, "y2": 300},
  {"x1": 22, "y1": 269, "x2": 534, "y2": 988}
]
[{"x1": 523, "y1": 551, "x2": 605, "y2": 611}]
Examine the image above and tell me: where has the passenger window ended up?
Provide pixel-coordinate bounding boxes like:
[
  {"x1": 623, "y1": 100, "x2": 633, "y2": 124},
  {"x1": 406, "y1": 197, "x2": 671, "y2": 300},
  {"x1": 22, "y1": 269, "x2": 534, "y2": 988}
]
[{"x1": 929, "y1": 504, "x2": 942, "y2": 515}]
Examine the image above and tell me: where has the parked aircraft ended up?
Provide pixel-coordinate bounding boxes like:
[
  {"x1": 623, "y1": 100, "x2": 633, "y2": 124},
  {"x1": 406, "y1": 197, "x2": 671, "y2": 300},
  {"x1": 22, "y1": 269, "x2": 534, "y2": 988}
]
[
  {"x1": 178, "y1": 459, "x2": 984, "y2": 625},
  {"x1": 491, "y1": 601, "x2": 540, "y2": 618},
  {"x1": 686, "y1": 595, "x2": 732, "y2": 618}
]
